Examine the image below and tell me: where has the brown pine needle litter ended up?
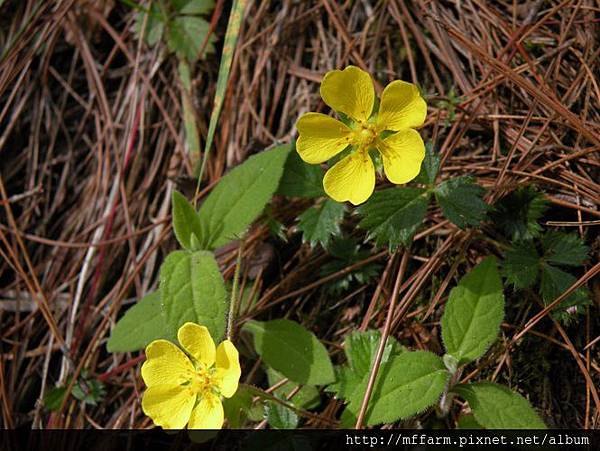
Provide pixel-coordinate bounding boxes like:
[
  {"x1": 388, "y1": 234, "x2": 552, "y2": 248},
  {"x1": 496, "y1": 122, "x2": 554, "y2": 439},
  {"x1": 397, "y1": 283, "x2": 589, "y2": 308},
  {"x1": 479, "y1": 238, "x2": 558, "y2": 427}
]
[{"x1": 0, "y1": 0, "x2": 599, "y2": 429}]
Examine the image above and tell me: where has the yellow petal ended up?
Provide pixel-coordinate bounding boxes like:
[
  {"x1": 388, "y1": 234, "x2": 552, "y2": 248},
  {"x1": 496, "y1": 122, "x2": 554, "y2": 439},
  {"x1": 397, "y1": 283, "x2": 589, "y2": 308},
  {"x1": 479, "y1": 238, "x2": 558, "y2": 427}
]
[
  {"x1": 296, "y1": 113, "x2": 351, "y2": 164},
  {"x1": 323, "y1": 150, "x2": 375, "y2": 205},
  {"x1": 142, "y1": 384, "x2": 195, "y2": 429},
  {"x1": 320, "y1": 66, "x2": 374, "y2": 123},
  {"x1": 187, "y1": 393, "x2": 224, "y2": 429},
  {"x1": 377, "y1": 129, "x2": 425, "y2": 184},
  {"x1": 177, "y1": 323, "x2": 216, "y2": 368},
  {"x1": 142, "y1": 339, "x2": 194, "y2": 387},
  {"x1": 215, "y1": 340, "x2": 241, "y2": 398},
  {"x1": 377, "y1": 80, "x2": 427, "y2": 131}
]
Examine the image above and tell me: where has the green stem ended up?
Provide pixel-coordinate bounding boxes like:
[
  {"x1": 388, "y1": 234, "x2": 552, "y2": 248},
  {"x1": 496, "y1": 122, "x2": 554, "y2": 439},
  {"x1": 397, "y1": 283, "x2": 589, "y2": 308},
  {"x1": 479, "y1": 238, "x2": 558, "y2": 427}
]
[{"x1": 226, "y1": 239, "x2": 244, "y2": 340}]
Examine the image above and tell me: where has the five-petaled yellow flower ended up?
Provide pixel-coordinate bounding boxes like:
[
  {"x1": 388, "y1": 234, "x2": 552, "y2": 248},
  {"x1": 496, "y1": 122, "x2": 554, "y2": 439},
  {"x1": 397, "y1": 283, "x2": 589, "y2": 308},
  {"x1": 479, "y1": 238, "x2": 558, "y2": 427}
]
[
  {"x1": 296, "y1": 65, "x2": 427, "y2": 205},
  {"x1": 141, "y1": 322, "x2": 241, "y2": 429}
]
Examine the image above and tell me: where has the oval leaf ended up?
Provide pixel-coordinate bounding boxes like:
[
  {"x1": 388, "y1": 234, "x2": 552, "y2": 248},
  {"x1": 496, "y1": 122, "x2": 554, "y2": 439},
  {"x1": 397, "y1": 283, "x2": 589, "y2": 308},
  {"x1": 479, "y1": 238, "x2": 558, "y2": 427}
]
[
  {"x1": 243, "y1": 319, "x2": 334, "y2": 386},
  {"x1": 441, "y1": 256, "x2": 504, "y2": 364},
  {"x1": 198, "y1": 145, "x2": 291, "y2": 250},
  {"x1": 160, "y1": 250, "x2": 228, "y2": 341},
  {"x1": 343, "y1": 351, "x2": 449, "y2": 426},
  {"x1": 452, "y1": 382, "x2": 546, "y2": 429}
]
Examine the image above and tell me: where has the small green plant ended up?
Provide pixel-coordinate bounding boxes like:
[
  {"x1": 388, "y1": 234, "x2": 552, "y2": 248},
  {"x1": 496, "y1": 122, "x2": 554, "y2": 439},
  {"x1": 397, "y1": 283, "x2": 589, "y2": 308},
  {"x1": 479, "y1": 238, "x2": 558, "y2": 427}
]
[
  {"x1": 358, "y1": 143, "x2": 488, "y2": 249},
  {"x1": 107, "y1": 144, "x2": 291, "y2": 353},
  {"x1": 328, "y1": 257, "x2": 546, "y2": 428}
]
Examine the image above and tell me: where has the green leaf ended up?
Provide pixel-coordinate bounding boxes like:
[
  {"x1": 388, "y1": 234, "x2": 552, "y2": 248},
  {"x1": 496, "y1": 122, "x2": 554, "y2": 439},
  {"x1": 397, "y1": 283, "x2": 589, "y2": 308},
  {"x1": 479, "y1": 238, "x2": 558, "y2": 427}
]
[
  {"x1": 452, "y1": 382, "x2": 546, "y2": 429},
  {"x1": 441, "y1": 257, "x2": 504, "y2": 364},
  {"x1": 198, "y1": 145, "x2": 291, "y2": 249},
  {"x1": 160, "y1": 250, "x2": 228, "y2": 341},
  {"x1": 541, "y1": 231, "x2": 589, "y2": 267},
  {"x1": 502, "y1": 240, "x2": 540, "y2": 289},
  {"x1": 277, "y1": 149, "x2": 324, "y2": 198},
  {"x1": 343, "y1": 351, "x2": 449, "y2": 426},
  {"x1": 134, "y1": 3, "x2": 165, "y2": 47},
  {"x1": 490, "y1": 186, "x2": 547, "y2": 240},
  {"x1": 414, "y1": 142, "x2": 439, "y2": 185},
  {"x1": 222, "y1": 385, "x2": 262, "y2": 428},
  {"x1": 243, "y1": 319, "x2": 335, "y2": 386},
  {"x1": 327, "y1": 330, "x2": 401, "y2": 401},
  {"x1": 267, "y1": 368, "x2": 320, "y2": 409},
  {"x1": 107, "y1": 291, "x2": 170, "y2": 352},
  {"x1": 539, "y1": 263, "x2": 590, "y2": 312},
  {"x1": 456, "y1": 413, "x2": 482, "y2": 429},
  {"x1": 171, "y1": 190, "x2": 204, "y2": 250},
  {"x1": 501, "y1": 232, "x2": 590, "y2": 322},
  {"x1": 266, "y1": 399, "x2": 299, "y2": 429},
  {"x1": 172, "y1": 0, "x2": 215, "y2": 14},
  {"x1": 434, "y1": 176, "x2": 487, "y2": 228},
  {"x1": 297, "y1": 200, "x2": 345, "y2": 248},
  {"x1": 167, "y1": 15, "x2": 215, "y2": 62},
  {"x1": 44, "y1": 386, "x2": 67, "y2": 411},
  {"x1": 358, "y1": 187, "x2": 430, "y2": 249}
]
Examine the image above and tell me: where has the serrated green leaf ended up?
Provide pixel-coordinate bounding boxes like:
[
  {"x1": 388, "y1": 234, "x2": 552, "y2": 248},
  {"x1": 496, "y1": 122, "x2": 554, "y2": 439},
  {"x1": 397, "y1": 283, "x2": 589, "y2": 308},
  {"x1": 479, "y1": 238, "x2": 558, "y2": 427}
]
[
  {"x1": 267, "y1": 368, "x2": 320, "y2": 409},
  {"x1": 502, "y1": 240, "x2": 540, "y2": 289},
  {"x1": 198, "y1": 145, "x2": 291, "y2": 249},
  {"x1": 167, "y1": 15, "x2": 215, "y2": 62},
  {"x1": 414, "y1": 142, "x2": 439, "y2": 185},
  {"x1": 434, "y1": 176, "x2": 487, "y2": 228},
  {"x1": 297, "y1": 200, "x2": 345, "y2": 248},
  {"x1": 343, "y1": 351, "x2": 449, "y2": 426},
  {"x1": 441, "y1": 257, "x2": 504, "y2": 364},
  {"x1": 490, "y1": 186, "x2": 548, "y2": 240},
  {"x1": 541, "y1": 231, "x2": 589, "y2": 267},
  {"x1": 539, "y1": 263, "x2": 589, "y2": 310},
  {"x1": 107, "y1": 291, "x2": 170, "y2": 352},
  {"x1": 358, "y1": 187, "x2": 429, "y2": 249},
  {"x1": 327, "y1": 330, "x2": 401, "y2": 401},
  {"x1": 243, "y1": 319, "x2": 335, "y2": 386},
  {"x1": 171, "y1": 190, "x2": 204, "y2": 250},
  {"x1": 266, "y1": 399, "x2": 299, "y2": 429},
  {"x1": 172, "y1": 0, "x2": 215, "y2": 14},
  {"x1": 452, "y1": 382, "x2": 546, "y2": 429},
  {"x1": 160, "y1": 250, "x2": 227, "y2": 341},
  {"x1": 277, "y1": 149, "x2": 324, "y2": 198}
]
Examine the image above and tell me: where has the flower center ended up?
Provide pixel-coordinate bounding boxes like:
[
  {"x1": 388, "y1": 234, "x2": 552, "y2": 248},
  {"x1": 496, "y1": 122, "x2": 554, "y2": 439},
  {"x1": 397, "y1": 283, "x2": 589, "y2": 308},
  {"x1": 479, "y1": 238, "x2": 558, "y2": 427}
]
[
  {"x1": 187, "y1": 366, "x2": 218, "y2": 396},
  {"x1": 351, "y1": 122, "x2": 378, "y2": 149}
]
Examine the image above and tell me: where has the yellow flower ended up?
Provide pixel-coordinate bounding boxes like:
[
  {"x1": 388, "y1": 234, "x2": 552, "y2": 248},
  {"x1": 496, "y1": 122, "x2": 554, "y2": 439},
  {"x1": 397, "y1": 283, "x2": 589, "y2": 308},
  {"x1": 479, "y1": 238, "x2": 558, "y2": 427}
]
[
  {"x1": 141, "y1": 323, "x2": 241, "y2": 429},
  {"x1": 296, "y1": 65, "x2": 427, "y2": 205}
]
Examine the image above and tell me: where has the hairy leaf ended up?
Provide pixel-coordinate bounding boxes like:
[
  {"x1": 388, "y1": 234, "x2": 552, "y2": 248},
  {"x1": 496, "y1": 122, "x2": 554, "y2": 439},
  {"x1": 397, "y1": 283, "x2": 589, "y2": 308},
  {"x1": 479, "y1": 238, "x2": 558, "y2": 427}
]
[
  {"x1": 327, "y1": 330, "x2": 400, "y2": 401},
  {"x1": 502, "y1": 240, "x2": 540, "y2": 289},
  {"x1": 343, "y1": 351, "x2": 449, "y2": 426},
  {"x1": 441, "y1": 257, "x2": 504, "y2": 364},
  {"x1": 452, "y1": 382, "x2": 546, "y2": 429},
  {"x1": 541, "y1": 231, "x2": 589, "y2": 267},
  {"x1": 358, "y1": 187, "x2": 430, "y2": 249},
  {"x1": 297, "y1": 200, "x2": 345, "y2": 248},
  {"x1": 490, "y1": 186, "x2": 548, "y2": 240},
  {"x1": 160, "y1": 250, "x2": 228, "y2": 341},
  {"x1": 434, "y1": 176, "x2": 487, "y2": 228}
]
